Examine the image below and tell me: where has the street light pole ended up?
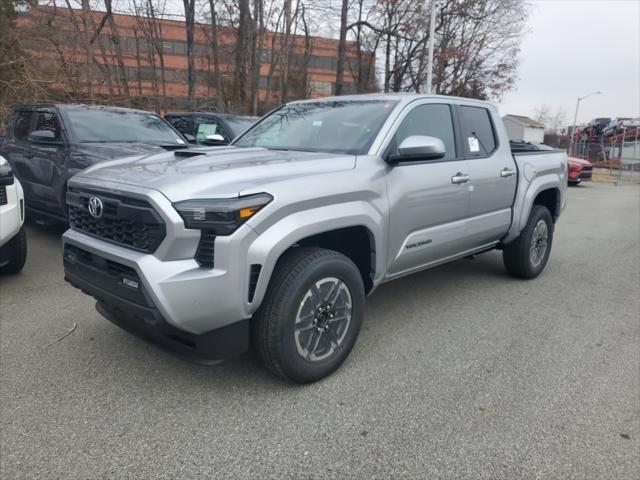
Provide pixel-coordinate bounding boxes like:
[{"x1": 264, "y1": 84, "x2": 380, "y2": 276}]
[
  {"x1": 425, "y1": 0, "x2": 441, "y2": 94},
  {"x1": 568, "y1": 91, "x2": 602, "y2": 158}
]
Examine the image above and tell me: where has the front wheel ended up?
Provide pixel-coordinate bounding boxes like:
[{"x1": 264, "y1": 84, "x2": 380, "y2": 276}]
[
  {"x1": 503, "y1": 205, "x2": 553, "y2": 279},
  {"x1": 252, "y1": 247, "x2": 365, "y2": 383}
]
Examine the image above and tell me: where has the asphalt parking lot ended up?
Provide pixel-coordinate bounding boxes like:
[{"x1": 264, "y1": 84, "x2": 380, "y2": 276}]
[{"x1": 1, "y1": 183, "x2": 639, "y2": 479}]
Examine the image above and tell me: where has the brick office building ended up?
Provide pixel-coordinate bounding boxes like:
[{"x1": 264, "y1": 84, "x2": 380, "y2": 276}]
[{"x1": 16, "y1": 5, "x2": 375, "y2": 113}]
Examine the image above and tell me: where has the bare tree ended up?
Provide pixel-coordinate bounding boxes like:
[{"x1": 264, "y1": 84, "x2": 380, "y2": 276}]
[
  {"x1": 334, "y1": 0, "x2": 349, "y2": 95},
  {"x1": 207, "y1": 0, "x2": 225, "y2": 110},
  {"x1": 183, "y1": 0, "x2": 197, "y2": 108},
  {"x1": 534, "y1": 104, "x2": 567, "y2": 134}
]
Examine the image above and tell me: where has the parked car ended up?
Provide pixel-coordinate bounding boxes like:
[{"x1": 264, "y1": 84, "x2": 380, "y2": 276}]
[
  {"x1": 568, "y1": 157, "x2": 593, "y2": 185},
  {"x1": 63, "y1": 94, "x2": 567, "y2": 383},
  {"x1": 0, "y1": 156, "x2": 27, "y2": 274},
  {"x1": 603, "y1": 117, "x2": 640, "y2": 137},
  {"x1": 0, "y1": 104, "x2": 188, "y2": 222},
  {"x1": 588, "y1": 117, "x2": 611, "y2": 136},
  {"x1": 164, "y1": 112, "x2": 257, "y2": 146}
]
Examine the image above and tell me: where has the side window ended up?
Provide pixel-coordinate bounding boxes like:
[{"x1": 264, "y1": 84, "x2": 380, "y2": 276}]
[
  {"x1": 195, "y1": 117, "x2": 226, "y2": 143},
  {"x1": 33, "y1": 112, "x2": 62, "y2": 140},
  {"x1": 13, "y1": 111, "x2": 33, "y2": 140},
  {"x1": 393, "y1": 104, "x2": 457, "y2": 160},
  {"x1": 459, "y1": 106, "x2": 497, "y2": 157}
]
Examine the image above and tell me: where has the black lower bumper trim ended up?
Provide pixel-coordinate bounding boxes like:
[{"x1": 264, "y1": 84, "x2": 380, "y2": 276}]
[
  {"x1": 96, "y1": 302, "x2": 249, "y2": 365},
  {"x1": 63, "y1": 246, "x2": 249, "y2": 364}
]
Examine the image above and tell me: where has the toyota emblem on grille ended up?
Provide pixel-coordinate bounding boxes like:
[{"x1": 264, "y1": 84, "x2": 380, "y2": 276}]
[{"x1": 88, "y1": 196, "x2": 104, "y2": 218}]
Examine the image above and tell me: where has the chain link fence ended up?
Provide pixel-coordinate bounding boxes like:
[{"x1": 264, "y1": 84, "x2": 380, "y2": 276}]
[{"x1": 571, "y1": 131, "x2": 640, "y2": 184}]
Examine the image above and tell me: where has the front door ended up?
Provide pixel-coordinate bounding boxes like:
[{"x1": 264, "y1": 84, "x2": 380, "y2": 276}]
[
  {"x1": 24, "y1": 110, "x2": 67, "y2": 215},
  {"x1": 384, "y1": 102, "x2": 474, "y2": 278}
]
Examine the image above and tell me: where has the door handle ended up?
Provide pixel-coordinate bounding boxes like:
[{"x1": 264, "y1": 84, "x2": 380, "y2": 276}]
[
  {"x1": 451, "y1": 173, "x2": 471, "y2": 184},
  {"x1": 500, "y1": 168, "x2": 516, "y2": 178}
]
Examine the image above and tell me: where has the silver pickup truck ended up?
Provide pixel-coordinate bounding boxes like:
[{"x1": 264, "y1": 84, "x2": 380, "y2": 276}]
[{"x1": 63, "y1": 94, "x2": 567, "y2": 383}]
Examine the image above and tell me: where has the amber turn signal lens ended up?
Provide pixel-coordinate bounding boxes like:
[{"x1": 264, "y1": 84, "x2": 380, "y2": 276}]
[{"x1": 239, "y1": 206, "x2": 260, "y2": 218}]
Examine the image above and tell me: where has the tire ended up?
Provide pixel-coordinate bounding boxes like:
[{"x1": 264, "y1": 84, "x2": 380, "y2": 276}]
[
  {"x1": 503, "y1": 205, "x2": 553, "y2": 279},
  {"x1": 0, "y1": 226, "x2": 27, "y2": 274},
  {"x1": 252, "y1": 247, "x2": 365, "y2": 383}
]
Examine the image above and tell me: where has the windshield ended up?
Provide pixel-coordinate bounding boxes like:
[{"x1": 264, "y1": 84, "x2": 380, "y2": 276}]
[
  {"x1": 67, "y1": 109, "x2": 185, "y2": 144},
  {"x1": 233, "y1": 100, "x2": 398, "y2": 154},
  {"x1": 225, "y1": 117, "x2": 256, "y2": 138}
]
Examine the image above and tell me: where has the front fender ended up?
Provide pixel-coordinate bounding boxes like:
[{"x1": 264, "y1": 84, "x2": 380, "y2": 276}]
[{"x1": 245, "y1": 201, "x2": 385, "y2": 313}]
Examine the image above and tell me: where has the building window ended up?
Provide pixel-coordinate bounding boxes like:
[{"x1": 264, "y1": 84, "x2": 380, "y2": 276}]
[{"x1": 308, "y1": 80, "x2": 334, "y2": 96}]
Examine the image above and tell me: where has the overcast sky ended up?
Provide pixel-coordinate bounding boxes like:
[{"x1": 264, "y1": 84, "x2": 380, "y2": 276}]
[{"x1": 497, "y1": 0, "x2": 640, "y2": 126}]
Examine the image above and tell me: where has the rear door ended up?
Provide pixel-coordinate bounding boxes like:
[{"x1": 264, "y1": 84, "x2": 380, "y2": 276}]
[
  {"x1": 458, "y1": 104, "x2": 518, "y2": 247},
  {"x1": 384, "y1": 101, "x2": 475, "y2": 278}
]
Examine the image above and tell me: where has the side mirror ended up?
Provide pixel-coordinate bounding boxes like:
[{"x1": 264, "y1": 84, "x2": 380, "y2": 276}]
[
  {"x1": 388, "y1": 135, "x2": 446, "y2": 164},
  {"x1": 183, "y1": 133, "x2": 197, "y2": 143},
  {"x1": 28, "y1": 130, "x2": 61, "y2": 145},
  {"x1": 202, "y1": 133, "x2": 228, "y2": 146}
]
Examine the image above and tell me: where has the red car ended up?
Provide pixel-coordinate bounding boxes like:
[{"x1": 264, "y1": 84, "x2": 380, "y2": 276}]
[{"x1": 568, "y1": 157, "x2": 593, "y2": 185}]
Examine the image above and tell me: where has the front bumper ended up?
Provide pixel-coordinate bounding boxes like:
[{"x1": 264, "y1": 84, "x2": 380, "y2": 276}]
[
  {"x1": 569, "y1": 166, "x2": 592, "y2": 182},
  {"x1": 0, "y1": 180, "x2": 24, "y2": 247},
  {"x1": 63, "y1": 242, "x2": 249, "y2": 362},
  {"x1": 63, "y1": 221, "x2": 259, "y2": 334}
]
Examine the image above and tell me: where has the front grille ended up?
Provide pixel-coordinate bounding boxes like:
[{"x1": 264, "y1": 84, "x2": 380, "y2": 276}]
[
  {"x1": 195, "y1": 230, "x2": 216, "y2": 268},
  {"x1": 0, "y1": 186, "x2": 6, "y2": 206},
  {"x1": 67, "y1": 189, "x2": 166, "y2": 253}
]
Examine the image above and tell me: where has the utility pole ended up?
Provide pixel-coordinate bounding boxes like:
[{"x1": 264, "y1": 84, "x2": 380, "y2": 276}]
[
  {"x1": 425, "y1": 0, "x2": 441, "y2": 94},
  {"x1": 568, "y1": 91, "x2": 602, "y2": 157}
]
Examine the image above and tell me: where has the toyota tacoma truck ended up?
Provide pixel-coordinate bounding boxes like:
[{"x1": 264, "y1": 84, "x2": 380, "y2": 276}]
[
  {"x1": 0, "y1": 155, "x2": 27, "y2": 274},
  {"x1": 62, "y1": 94, "x2": 567, "y2": 383}
]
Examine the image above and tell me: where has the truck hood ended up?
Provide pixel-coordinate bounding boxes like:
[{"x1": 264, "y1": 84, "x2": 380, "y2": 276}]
[{"x1": 77, "y1": 147, "x2": 357, "y2": 200}]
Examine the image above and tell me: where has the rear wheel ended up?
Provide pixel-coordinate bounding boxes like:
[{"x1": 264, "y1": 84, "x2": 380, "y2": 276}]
[
  {"x1": 252, "y1": 247, "x2": 365, "y2": 383},
  {"x1": 503, "y1": 205, "x2": 553, "y2": 279},
  {"x1": 0, "y1": 226, "x2": 27, "y2": 274}
]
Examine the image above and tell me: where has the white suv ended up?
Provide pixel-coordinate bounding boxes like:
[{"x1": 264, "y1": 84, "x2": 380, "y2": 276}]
[{"x1": 0, "y1": 155, "x2": 26, "y2": 274}]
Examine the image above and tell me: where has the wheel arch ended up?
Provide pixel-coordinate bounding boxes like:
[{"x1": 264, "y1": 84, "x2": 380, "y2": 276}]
[
  {"x1": 245, "y1": 204, "x2": 384, "y2": 313},
  {"x1": 503, "y1": 174, "x2": 564, "y2": 245}
]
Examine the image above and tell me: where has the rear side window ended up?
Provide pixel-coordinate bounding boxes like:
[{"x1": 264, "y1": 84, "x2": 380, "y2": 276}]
[
  {"x1": 13, "y1": 111, "x2": 33, "y2": 140},
  {"x1": 459, "y1": 106, "x2": 497, "y2": 157},
  {"x1": 393, "y1": 104, "x2": 457, "y2": 160},
  {"x1": 33, "y1": 112, "x2": 62, "y2": 139}
]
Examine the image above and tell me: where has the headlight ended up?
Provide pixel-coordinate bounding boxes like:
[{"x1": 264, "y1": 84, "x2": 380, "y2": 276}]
[{"x1": 174, "y1": 193, "x2": 273, "y2": 235}]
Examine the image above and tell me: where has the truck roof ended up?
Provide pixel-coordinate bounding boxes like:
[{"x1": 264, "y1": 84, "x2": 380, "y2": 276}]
[
  {"x1": 288, "y1": 92, "x2": 497, "y2": 108},
  {"x1": 13, "y1": 103, "x2": 158, "y2": 116}
]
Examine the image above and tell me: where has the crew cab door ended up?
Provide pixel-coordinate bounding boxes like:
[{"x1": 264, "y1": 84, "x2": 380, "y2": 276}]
[
  {"x1": 22, "y1": 109, "x2": 68, "y2": 215},
  {"x1": 458, "y1": 105, "x2": 518, "y2": 247},
  {"x1": 384, "y1": 102, "x2": 474, "y2": 278}
]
